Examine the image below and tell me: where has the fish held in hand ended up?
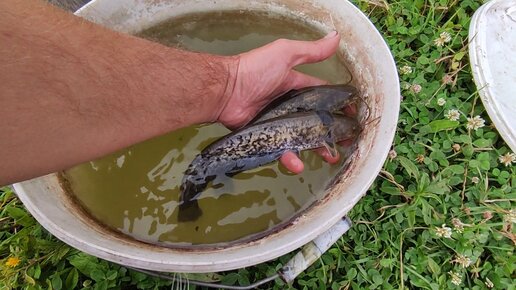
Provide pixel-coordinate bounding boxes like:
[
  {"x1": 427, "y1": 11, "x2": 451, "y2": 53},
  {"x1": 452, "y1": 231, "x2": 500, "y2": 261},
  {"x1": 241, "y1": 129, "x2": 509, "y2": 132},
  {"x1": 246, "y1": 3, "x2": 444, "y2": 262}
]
[
  {"x1": 178, "y1": 111, "x2": 359, "y2": 222},
  {"x1": 251, "y1": 84, "x2": 358, "y2": 123}
]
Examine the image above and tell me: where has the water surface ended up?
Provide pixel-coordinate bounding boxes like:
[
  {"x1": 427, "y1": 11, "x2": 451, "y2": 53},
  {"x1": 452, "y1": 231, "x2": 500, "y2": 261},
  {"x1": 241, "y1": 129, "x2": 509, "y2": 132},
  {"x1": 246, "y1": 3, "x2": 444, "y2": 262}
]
[{"x1": 64, "y1": 10, "x2": 351, "y2": 246}]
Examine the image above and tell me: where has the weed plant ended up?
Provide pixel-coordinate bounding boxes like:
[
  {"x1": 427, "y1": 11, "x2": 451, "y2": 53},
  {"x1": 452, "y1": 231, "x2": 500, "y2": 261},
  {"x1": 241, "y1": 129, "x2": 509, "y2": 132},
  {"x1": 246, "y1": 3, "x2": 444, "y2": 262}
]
[{"x1": 1, "y1": 0, "x2": 514, "y2": 289}]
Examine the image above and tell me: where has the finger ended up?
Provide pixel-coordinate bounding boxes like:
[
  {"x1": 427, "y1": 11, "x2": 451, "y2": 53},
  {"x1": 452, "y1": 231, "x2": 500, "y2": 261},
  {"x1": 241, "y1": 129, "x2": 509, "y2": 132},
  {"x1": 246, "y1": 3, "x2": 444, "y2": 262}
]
[
  {"x1": 314, "y1": 138, "x2": 356, "y2": 163},
  {"x1": 283, "y1": 31, "x2": 340, "y2": 67},
  {"x1": 279, "y1": 151, "x2": 304, "y2": 174},
  {"x1": 342, "y1": 103, "x2": 358, "y2": 116},
  {"x1": 314, "y1": 147, "x2": 341, "y2": 164},
  {"x1": 279, "y1": 70, "x2": 327, "y2": 93},
  {"x1": 338, "y1": 139, "x2": 354, "y2": 147}
]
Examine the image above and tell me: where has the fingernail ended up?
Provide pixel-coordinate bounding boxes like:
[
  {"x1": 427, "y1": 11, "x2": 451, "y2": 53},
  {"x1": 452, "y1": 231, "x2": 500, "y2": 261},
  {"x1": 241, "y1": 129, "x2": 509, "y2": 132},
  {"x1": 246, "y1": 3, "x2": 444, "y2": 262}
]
[
  {"x1": 293, "y1": 159, "x2": 304, "y2": 173},
  {"x1": 324, "y1": 30, "x2": 338, "y2": 39}
]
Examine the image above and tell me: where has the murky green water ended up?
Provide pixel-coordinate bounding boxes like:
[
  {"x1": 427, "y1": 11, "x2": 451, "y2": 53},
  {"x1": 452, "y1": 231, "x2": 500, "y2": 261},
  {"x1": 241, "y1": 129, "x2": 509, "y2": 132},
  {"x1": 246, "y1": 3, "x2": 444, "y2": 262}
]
[{"x1": 64, "y1": 11, "x2": 352, "y2": 246}]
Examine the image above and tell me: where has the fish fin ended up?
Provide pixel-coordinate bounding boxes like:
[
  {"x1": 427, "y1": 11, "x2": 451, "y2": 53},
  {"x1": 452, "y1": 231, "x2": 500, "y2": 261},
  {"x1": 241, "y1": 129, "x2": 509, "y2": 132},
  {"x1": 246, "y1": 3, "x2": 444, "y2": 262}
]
[
  {"x1": 178, "y1": 178, "x2": 209, "y2": 222},
  {"x1": 179, "y1": 180, "x2": 203, "y2": 203},
  {"x1": 229, "y1": 161, "x2": 247, "y2": 173},
  {"x1": 315, "y1": 110, "x2": 339, "y2": 158},
  {"x1": 322, "y1": 139, "x2": 339, "y2": 159},
  {"x1": 205, "y1": 174, "x2": 216, "y2": 183},
  {"x1": 178, "y1": 200, "x2": 203, "y2": 222},
  {"x1": 323, "y1": 130, "x2": 339, "y2": 159},
  {"x1": 225, "y1": 171, "x2": 239, "y2": 178},
  {"x1": 316, "y1": 110, "x2": 334, "y2": 127}
]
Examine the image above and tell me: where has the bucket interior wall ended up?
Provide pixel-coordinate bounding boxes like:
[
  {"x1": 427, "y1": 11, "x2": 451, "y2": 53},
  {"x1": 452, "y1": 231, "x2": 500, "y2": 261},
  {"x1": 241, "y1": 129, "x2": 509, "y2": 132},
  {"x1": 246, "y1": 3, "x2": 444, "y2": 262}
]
[{"x1": 14, "y1": 0, "x2": 399, "y2": 272}]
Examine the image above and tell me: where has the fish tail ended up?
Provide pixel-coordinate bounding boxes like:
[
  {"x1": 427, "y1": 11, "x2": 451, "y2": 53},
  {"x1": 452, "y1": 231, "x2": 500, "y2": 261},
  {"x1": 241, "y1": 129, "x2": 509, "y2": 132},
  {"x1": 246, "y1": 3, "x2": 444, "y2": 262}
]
[
  {"x1": 178, "y1": 179, "x2": 205, "y2": 222},
  {"x1": 178, "y1": 199, "x2": 203, "y2": 222}
]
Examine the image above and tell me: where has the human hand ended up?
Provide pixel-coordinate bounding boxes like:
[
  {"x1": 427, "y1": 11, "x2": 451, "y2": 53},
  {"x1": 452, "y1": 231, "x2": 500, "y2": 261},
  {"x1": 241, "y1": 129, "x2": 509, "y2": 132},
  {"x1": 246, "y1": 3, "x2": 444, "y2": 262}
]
[
  {"x1": 218, "y1": 31, "x2": 340, "y2": 128},
  {"x1": 217, "y1": 31, "x2": 349, "y2": 174}
]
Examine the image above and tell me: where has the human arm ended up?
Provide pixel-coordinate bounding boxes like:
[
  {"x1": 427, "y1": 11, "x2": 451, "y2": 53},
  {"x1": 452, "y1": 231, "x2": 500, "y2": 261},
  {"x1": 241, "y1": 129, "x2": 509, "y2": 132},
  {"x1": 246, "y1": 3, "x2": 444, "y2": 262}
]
[{"x1": 0, "y1": 0, "x2": 340, "y2": 185}]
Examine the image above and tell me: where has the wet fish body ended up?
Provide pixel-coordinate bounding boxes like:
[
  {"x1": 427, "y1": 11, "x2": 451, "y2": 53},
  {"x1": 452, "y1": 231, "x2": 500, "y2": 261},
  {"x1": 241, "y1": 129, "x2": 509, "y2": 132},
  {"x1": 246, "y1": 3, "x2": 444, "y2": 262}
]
[
  {"x1": 251, "y1": 84, "x2": 358, "y2": 123},
  {"x1": 178, "y1": 111, "x2": 359, "y2": 221}
]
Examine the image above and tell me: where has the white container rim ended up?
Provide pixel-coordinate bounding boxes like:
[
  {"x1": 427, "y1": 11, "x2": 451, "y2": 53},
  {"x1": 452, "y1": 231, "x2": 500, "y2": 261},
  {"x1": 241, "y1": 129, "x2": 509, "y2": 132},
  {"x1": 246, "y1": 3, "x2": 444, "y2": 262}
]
[
  {"x1": 14, "y1": 0, "x2": 400, "y2": 272},
  {"x1": 469, "y1": 0, "x2": 516, "y2": 152}
]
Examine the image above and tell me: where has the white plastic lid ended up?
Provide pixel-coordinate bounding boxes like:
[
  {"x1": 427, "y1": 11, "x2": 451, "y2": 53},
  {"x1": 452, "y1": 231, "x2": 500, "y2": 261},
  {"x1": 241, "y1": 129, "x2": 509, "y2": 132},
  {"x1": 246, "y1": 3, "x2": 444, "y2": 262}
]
[{"x1": 469, "y1": 0, "x2": 516, "y2": 151}]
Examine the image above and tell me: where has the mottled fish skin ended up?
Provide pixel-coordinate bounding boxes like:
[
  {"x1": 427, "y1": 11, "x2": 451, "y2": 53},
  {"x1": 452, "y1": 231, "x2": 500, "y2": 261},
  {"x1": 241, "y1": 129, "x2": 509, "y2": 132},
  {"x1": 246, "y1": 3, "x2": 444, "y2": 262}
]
[
  {"x1": 251, "y1": 84, "x2": 358, "y2": 123},
  {"x1": 178, "y1": 111, "x2": 359, "y2": 221}
]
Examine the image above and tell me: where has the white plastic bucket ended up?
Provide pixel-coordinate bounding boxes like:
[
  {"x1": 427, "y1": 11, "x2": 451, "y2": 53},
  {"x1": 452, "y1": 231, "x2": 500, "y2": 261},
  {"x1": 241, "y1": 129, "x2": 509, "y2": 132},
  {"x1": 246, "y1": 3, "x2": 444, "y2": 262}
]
[
  {"x1": 469, "y1": 0, "x2": 516, "y2": 152},
  {"x1": 14, "y1": 0, "x2": 399, "y2": 273}
]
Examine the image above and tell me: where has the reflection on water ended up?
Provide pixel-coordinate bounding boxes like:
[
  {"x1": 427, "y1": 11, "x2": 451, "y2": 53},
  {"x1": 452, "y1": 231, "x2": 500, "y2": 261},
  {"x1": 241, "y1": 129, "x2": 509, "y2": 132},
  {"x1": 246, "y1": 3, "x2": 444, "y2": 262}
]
[{"x1": 64, "y1": 11, "x2": 351, "y2": 246}]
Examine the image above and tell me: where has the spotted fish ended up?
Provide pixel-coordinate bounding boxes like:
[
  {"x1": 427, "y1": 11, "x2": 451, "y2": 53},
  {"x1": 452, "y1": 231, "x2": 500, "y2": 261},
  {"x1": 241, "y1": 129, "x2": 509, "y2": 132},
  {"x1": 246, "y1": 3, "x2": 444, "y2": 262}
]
[
  {"x1": 251, "y1": 84, "x2": 358, "y2": 123},
  {"x1": 178, "y1": 111, "x2": 359, "y2": 222}
]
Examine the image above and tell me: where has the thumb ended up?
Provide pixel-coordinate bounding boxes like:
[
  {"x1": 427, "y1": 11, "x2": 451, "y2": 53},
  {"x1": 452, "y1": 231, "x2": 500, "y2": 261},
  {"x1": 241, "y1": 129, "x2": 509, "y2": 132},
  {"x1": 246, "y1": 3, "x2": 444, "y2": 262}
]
[{"x1": 283, "y1": 30, "x2": 340, "y2": 67}]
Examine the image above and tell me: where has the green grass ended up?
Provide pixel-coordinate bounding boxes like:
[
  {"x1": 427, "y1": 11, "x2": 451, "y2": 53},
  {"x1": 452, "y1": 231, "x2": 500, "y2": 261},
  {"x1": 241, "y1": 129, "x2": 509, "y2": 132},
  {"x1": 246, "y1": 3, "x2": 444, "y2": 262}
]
[{"x1": 1, "y1": 0, "x2": 515, "y2": 289}]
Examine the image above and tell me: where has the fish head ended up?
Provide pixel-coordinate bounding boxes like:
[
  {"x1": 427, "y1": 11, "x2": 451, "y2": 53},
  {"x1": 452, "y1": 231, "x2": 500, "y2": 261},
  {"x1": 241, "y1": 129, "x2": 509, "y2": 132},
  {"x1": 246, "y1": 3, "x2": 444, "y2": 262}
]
[
  {"x1": 331, "y1": 116, "x2": 361, "y2": 142},
  {"x1": 315, "y1": 85, "x2": 359, "y2": 110}
]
